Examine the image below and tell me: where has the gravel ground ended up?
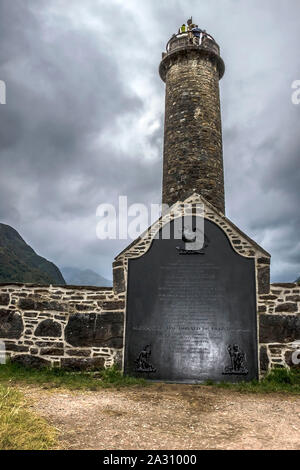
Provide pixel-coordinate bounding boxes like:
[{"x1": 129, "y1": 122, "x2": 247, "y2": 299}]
[{"x1": 22, "y1": 384, "x2": 300, "y2": 450}]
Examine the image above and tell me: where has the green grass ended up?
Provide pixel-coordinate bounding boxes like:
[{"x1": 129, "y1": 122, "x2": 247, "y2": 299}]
[
  {"x1": 0, "y1": 362, "x2": 299, "y2": 395},
  {"x1": 0, "y1": 384, "x2": 57, "y2": 450},
  {"x1": 205, "y1": 368, "x2": 300, "y2": 394},
  {"x1": 0, "y1": 362, "x2": 147, "y2": 391}
]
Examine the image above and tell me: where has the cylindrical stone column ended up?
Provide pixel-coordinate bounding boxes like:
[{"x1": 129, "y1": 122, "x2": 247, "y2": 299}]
[{"x1": 159, "y1": 28, "x2": 226, "y2": 213}]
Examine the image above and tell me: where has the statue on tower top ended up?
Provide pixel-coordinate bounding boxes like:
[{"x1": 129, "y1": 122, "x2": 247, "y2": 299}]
[{"x1": 181, "y1": 17, "x2": 204, "y2": 46}]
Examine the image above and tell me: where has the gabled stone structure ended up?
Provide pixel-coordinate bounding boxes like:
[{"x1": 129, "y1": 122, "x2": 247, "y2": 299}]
[
  {"x1": 113, "y1": 193, "x2": 273, "y2": 380},
  {"x1": 113, "y1": 193, "x2": 270, "y2": 296}
]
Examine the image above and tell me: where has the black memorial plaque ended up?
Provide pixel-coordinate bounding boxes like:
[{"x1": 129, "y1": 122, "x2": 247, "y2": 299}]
[{"x1": 124, "y1": 218, "x2": 258, "y2": 383}]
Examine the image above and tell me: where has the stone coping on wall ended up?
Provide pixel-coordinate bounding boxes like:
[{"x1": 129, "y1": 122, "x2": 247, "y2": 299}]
[
  {"x1": 0, "y1": 283, "x2": 113, "y2": 291},
  {"x1": 113, "y1": 193, "x2": 271, "y2": 297},
  {"x1": 115, "y1": 193, "x2": 271, "y2": 261}
]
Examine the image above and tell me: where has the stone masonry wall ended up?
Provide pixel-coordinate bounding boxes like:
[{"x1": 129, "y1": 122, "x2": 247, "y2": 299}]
[
  {"x1": 0, "y1": 279, "x2": 299, "y2": 374},
  {"x1": 258, "y1": 283, "x2": 300, "y2": 373},
  {"x1": 0, "y1": 283, "x2": 125, "y2": 370}
]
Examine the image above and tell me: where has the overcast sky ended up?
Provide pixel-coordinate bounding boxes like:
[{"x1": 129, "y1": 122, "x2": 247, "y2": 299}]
[{"x1": 0, "y1": 0, "x2": 299, "y2": 282}]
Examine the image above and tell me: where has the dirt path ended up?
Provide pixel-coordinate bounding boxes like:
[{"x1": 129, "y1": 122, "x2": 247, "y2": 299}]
[{"x1": 22, "y1": 384, "x2": 300, "y2": 450}]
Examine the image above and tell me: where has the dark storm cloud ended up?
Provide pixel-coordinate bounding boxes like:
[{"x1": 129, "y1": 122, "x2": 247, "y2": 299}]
[{"x1": 0, "y1": 0, "x2": 299, "y2": 281}]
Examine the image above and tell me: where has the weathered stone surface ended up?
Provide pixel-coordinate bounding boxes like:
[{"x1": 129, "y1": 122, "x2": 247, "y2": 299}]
[
  {"x1": 35, "y1": 300, "x2": 67, "y2": 312},
  {"x1": 65, "y1": 349, "x2": 92, "y2": 357},
  {"x1": 75, "y1": 304, "x2": 92, "y2": 311},
  {"x1": 260, "y1": 294, "x2": 278, "y2": 300},
  {"x1": 4, "y1": 343, "x2": 28, "y2": 353},
  {"x1": 34, "y1": 319, "x2": 62, "y2": 337},
  {"x1": 40, "y1": 347, "x2": 64, "y2": 356},
  {"x1": 113, "y1": 267, "x2": 125, "y2": 294},
  {"x1": 257, "y1": 257, "x2": 271, "y2": 265},
  {"x1": 0, "y1": 294, "x2": 10, "y2": 305},
  {"x1": 259, "y1": 315, "x2": 300, "y2": 343},
  {"x1": 61, "y1": 357, "x2": 105, "y2": 371},
  {"x1": 113, "y1": 260, "x2": 124, "y2": 268},
  {"x1": 0, "y1": 309, "x2": 23, "y2": 339},
  {"x1": 275, "y1": 303, "x2": 298, "y2": 313},
  {"x1": 11, "y1": 354, "x2": 50, "y2": 368},
  {"x1": 257, "y1": 266, "x2": 270, "y2": 295},
  {"x1": 269, "y1": 346, "x2": 282, "y2": 354},
  {"x1": 30, "y1": 348, "x2": 38, "y2": 355},
  {"x1": 259, "y1": 346, "x2": 269, "y2": 372},
  {"x1": 286, "y1": 295, "x2": 300, "y2": 302},
  {"x1": 18, "y1": 298, "x2": 35, "y2": 310},
  {"x1": 272, "y1": 283, "x2": 296, "y2": 289},
  {"x1": 102, "y1": 301, "x2": 125, "y2": 310},
  {"x1": 54, "y1": 315, "x2": 66, "y2": 321},
  {"x1": 35, "y1": 341, "x2": 63, "y2": 348},
  {"x1": 65, "y1": 312, "x2": 124, "y2": 348},
  {"x1": 258, "y1": 305, "x2": 266, "y2": 313},
  {"x1": 18, "y1": 297, "x2": 67, "y2": 312}
]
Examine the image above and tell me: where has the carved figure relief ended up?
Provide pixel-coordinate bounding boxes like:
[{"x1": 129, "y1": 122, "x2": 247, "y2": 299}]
[
  {"x1": 134, "y1": 344, "x2": 156, "y2": 373},
  {"x1": 223, "y1": 344, "x2": 248, "y2": 375}
]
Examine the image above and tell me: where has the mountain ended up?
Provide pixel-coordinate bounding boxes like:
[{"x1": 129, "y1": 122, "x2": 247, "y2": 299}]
[
  {"x1": 61, "y1": 267, "x2": 112, "y2": 287},
  {"x1": 0, "y1": 223, "x2": 65, "y2": 285}
]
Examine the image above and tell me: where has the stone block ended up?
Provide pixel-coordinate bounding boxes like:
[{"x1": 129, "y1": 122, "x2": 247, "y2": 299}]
[
  {"x1": 4, "y1": 343, "x2": 29, "y2": 353},
  {"x1": 0, "y1": 294, "x2": 10, "y2": 305},
  {"x1": 65, "y1": 312, "x2": 124, "y2": 348},
  {"x1": 0, "y1": 309, "x2": 23, "y2": 339},
  {"x1": 40, "y1": 347, "x2": 64, "y2": 356},
  {"x1": 286, "y1": 295, "x2": 300, "y2": 302},
  {"x1": 11, "y1": 354, "x2": 50, "y2": 369},
  {"x1": 259, "y1": 314, "x2": 300, "y2": 343},
  {"x1": 35, "y1": 341, "x2": 63, "y2": 348},
  {"x1": 257, "y1": 266, "x2": 270, "y2": 295},
  {"x1": 258, "y1": 305, "x2": 266, "y2": 313},
  {"x1": 275, "y1": 303, "x2": 298, "y2": 313},
  {"x1": 18, "y1": 298, "x2": 35, "y2": 310},
  {"x1": 34, "y1": 319, "x2": 62, "y2": 337},
  {"x1": 113, "y1": 267, "x2": 125, "y2": 294},
  {"x1": 259, "y1": 345, "x2": 269, "y2": 372},
  {"x1": 61, "y1": 357, "x2": 105, "y2": 371},
  {"x1": 65, "y1": 349, "x2": 92, "y2": 357},
  {"x1": 102, "y1": 300, "x2": 125, "y2": 310}
]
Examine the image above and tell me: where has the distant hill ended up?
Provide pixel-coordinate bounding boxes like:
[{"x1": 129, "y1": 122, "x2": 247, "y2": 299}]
[
  {"x1": 296, "y1": 276, "x2": 300, "y2": 284},
  {"x1": 61, "y1": 267, "x2": 112, "y2": 287},
  {"x1": 0, "y1": 223, "x2": 65, "y2": 285}
]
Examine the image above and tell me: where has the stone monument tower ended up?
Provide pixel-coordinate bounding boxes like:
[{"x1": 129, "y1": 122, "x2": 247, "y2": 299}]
[
  {"x1": 116, "y1": 19, "x2": 271, "y2": 384},
  {"x1": 159, "y1": 21, "x2": 225, "y2": 213}
]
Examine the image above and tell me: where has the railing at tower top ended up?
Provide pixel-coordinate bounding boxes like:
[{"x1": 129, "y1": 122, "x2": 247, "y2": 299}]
[{"x1": 164, "y1": 31, "x2": 220, "y2": 57}]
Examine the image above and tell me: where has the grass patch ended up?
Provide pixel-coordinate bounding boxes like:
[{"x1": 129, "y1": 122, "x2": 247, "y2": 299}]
[
  {"x1": 0, "y1": 384, "x2": 57, "y2": 450},
  {"x1": 1, "y1": 361, "x2": 298, "y2": 395},
  {"x1": 205, "y1": 368, "x2": 300, "y2": 394},
  {"x1": 0, "y1": 362, "x2": 148, "y2": 391}
]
